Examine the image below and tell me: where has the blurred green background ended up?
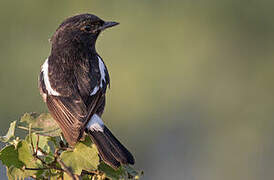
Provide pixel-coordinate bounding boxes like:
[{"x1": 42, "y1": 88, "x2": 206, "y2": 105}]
[{"x1": 1, "y1": 0, "x2": 274, "y2": 179}]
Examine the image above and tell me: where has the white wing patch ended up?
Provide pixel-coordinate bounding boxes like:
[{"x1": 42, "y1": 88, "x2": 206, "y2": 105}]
[
  {"x1": 98, "y1": 56, "x2": 106, "y2": 88},
  {"x1": 90, "y1": 86, "x2": 99, "y2": 96},
  {"x1": 86, "y1": 114, "x2": 104, "y2": 132},
  {"x1": 90, "y1": 56, "x2": 106, "y2": 96},
  {"x1": 41, "y1": 58, "x2": 60, "y2": 96}
]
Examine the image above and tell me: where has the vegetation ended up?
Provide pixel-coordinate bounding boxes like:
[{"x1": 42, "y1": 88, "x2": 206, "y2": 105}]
[{"x1": 0, "y1": 113, "x2": 142, "y2": 180}]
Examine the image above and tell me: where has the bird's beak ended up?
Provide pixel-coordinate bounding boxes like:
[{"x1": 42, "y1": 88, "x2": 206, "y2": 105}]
[{"x1": 97, "y1": 21, "x2": 119, "y2": 31}]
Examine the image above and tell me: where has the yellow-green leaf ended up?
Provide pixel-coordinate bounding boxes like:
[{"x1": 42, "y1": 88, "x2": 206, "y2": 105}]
[
  {"x1": 0, "y1": 145, "x2": 24, "y2": 168},
  {"x1": 19, "y1": 113, "x2": 61, "y2": 137},
  {"x1": 0, "y1": 121, "x2": 16, "y2": 142},
  {"x1": 60, "y1": 137, "x2": 100, "y2": 175}
]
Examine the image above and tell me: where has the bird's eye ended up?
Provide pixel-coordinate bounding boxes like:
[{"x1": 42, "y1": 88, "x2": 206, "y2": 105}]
[{"x1": 82, "y1": 25, "x2": 92, "y2": 32}]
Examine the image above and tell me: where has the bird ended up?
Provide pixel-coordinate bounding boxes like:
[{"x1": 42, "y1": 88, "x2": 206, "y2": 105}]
[{"x1": 38, "y1": 13, "x2": 135, "y2": 169}]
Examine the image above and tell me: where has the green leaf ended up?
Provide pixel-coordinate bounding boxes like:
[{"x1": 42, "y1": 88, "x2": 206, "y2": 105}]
[
  {"x1": 0, "y1": 145, "x2": 24, "y2": 168},
  {"x1": 1, "y1": 112, "x2": 141, "y2": 179},
  {"x1": 10, "y1": 137, "x2": 20, "y2": 149},
  {"x1": 44, "y1": 154, "x2": 55, "y2": 164},
  {"x1": 6, "y1": 166, "x2": 26, "y2": 180},
  {"x1": 48, "y1": 136, "x2": 59, "y2": 146},
  {"x1": 60, "y1": 136, "x2": 100, "y2": 175},
  {"x1": 18, "y1": 140, "x2": 41, "y2": 168},
  {"x1": 19, "y1": 112, "x2": 61, "y2": 137},
  {"x1": 63, "y1": 173, "x2": 72, "y2": 180},
  {"x1": 17, "y1": 140, "x2": 36, "y2": 167},
  {"x1": 0, "y1": 121, "x2": 16, "y2": 142},
  {"x1": 25, "y1": 133, "x2": 51, "y2": 154},
  {"x1": 49, "y1": 173, "x2": 61, "y2": 180},
  {"x1": 16, "y1": 140, "x2": 41, "y2": 178},
  {"x1": 1, "y1": 141, "x2": 40, "y2": 180},
  {"x1": 124, "y1": 165, "x2": 139, "y2": 177},
  {"x1": 81, "y1": 174, "x2": 93, "y2": 180},
  {"x1": 98, "y1": 162, "x2": 126, "y2": 180},
  {"x1": 35, "y1": 169, "x2": 46, "y2": 179},
  {"x1": 20, "y1": 112, "x2": 39, "y2": 124}
]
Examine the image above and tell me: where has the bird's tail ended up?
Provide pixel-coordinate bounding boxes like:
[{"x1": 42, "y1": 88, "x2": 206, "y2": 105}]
[{"x1": 86, "y1": 126, "x2": 135, "y2": 169}]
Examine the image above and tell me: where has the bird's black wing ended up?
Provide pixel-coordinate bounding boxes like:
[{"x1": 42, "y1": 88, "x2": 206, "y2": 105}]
[
  {"x1": 39, "y1": 56, "x2": 103, "y2": 146},
  {"x1": 46, "y1": 95, "x2": 86, "y2": 145}
]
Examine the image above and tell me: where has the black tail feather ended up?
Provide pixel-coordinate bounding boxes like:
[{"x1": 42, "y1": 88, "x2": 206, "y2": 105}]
[
  {"x1": 87, "y1": 129, "x2": 121, "y2": 168},
  {"x1": 86, "y1": 126, "x2": 135, "y2": 169},
  {"x1": 104, "y1": 126, "x2": 135, "y2": 164}
]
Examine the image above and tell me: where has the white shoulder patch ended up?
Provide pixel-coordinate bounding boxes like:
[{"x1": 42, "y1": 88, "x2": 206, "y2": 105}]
[
  {"x1": 90, "y1": 86, "x2": 99, "y2": 96},
  {"x1": 86, "y1": 114, "x2": 104, "y2": 132},
  {"x1": 97, "y1": 56, "x2": 106, "y2": 88},
  {"x1": 41, "y1": 58, "x2": 60, "y2": 96}
]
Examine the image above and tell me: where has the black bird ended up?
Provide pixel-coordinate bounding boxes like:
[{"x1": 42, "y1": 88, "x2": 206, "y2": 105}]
[{"x1": 38, "y1": 14, "x2": 135, "y2": 168}]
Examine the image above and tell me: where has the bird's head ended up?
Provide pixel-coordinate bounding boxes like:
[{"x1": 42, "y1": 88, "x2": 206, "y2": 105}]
[{"x1": 50, "y1": 14, "x2": 119, "y2": 52}]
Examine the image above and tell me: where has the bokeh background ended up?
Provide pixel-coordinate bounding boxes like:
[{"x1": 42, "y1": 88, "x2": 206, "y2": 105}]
[{"x1": 1, "y1": 0, "x2": 274, "y2": 179}]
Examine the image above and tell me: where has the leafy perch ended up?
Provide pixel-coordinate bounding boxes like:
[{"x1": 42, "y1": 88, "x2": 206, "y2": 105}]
[{"x1": 0, "y1": 113, "x2": 142, "y2": 180}]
